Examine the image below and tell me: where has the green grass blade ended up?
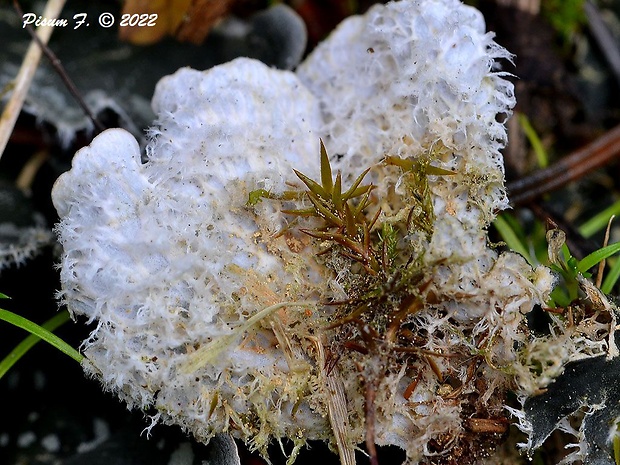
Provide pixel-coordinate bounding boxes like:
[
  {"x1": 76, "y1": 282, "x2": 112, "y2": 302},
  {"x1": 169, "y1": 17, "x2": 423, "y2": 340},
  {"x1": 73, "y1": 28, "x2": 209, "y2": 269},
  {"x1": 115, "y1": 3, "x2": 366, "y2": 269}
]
[
  {"x1": 602, "y1": 257, "x2": 620, "y2": 295},
  {"x1": 0, "y1": 309, "x2": 83, "y2": 379},
  {"x1": 493, "y1": 214, "x2": 534, "y2": 265},
  {"x1": 518, "y1": 113, "x2": 549, "y2": 168},
  {"x1": 577, "y1": 242, "x2": 620, "y2": 274},
  {"x1": 579, "y1": 200, "x2": 620, "y2": 238},
  {"x1": 550, "y1": 287, "x2": 571, "y2": 308},
  {"x1": 0, "y1": 293, "x2": 9, "y2": 299}
]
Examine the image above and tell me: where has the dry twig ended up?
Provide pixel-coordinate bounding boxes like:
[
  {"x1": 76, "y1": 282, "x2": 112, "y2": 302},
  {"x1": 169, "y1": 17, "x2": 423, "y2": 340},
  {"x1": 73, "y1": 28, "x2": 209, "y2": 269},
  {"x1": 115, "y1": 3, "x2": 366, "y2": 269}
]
[
  {"x1": 0, "y1": 0, "x2": 67, "y2": 161},
  {"x1": 508, "y1": 124, "x2": 620, "y2": 206}
]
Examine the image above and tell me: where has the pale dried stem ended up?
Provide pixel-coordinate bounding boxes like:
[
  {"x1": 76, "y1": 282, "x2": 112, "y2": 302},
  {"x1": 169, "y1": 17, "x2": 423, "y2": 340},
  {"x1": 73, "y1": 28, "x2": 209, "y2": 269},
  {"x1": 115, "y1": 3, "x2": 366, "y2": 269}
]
[
  {"x1": 596, "y1": 215, "x2": 615, "y2": 288},
  {"x1": 0, "y1": 0, "x2": 66, "y2": 161},
  {"x1": 310, "y1": 336, "x2": 356, "y2": 465},
  {"x1": 16, "y1": 150, "x2": 49, "y2": 191},
  {"x1": 181, "y1": 301, "x2": 315, "y2": 373}
]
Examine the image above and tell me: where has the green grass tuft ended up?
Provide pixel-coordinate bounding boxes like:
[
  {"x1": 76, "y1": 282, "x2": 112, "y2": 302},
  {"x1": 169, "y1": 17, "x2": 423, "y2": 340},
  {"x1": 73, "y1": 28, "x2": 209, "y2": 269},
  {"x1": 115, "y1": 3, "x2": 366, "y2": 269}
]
[{"x1": 0, "y1": 308, "x2": 83, "y2": 379}]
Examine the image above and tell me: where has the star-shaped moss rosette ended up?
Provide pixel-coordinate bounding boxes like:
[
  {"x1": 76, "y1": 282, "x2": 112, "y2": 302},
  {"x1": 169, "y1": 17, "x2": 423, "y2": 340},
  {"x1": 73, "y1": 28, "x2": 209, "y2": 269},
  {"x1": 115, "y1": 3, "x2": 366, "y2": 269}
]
[{"x1": 51, "y1": 1, "x2": 561, "y2": 463}]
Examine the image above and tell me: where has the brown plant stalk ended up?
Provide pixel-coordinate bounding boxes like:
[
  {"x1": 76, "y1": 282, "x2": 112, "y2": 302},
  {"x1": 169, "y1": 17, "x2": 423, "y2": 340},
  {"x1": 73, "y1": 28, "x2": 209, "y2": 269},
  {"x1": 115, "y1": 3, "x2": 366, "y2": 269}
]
[{"x1": 508, "y1": 124, "x2": 620, "y2": 206}]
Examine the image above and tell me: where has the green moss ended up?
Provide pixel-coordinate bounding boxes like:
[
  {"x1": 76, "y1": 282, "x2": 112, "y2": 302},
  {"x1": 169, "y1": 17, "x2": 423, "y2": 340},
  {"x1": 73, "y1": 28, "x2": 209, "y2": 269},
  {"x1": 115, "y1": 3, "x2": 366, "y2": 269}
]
[{"x1": 541, "y1": 0, "x2": 586, "y2": 48}]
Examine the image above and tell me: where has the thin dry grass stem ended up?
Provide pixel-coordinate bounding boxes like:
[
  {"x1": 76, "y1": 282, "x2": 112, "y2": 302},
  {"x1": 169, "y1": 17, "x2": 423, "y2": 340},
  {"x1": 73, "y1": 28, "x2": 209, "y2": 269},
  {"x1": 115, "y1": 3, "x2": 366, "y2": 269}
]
[
  {"x1": 309, "y1": 336, "x2": 356, "y2": 465},
  {"x1": 15, "y1": 150, "x2": 49, "y2": 191},
  {"x1": 596, "y1": 215, "x2": 615, "y2": 288},
  {"x1": 0, "y1": 0, "x2": 67, "y2": 161}
]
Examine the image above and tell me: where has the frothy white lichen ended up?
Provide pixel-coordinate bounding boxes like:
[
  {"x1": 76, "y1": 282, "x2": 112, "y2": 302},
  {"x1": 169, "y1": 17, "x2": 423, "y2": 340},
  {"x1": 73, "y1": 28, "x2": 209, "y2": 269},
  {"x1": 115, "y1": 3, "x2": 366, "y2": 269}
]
[{"x1": 52, "y1": 1, "x2": 559, "y2": 463}]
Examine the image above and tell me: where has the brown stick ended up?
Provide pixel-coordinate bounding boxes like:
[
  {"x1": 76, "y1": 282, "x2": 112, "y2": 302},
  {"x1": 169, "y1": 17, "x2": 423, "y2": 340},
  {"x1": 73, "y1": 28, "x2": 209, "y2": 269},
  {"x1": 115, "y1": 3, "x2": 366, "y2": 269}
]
[{"x1": 507, "y1": 124, "x2": 620, "y2": 206}]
